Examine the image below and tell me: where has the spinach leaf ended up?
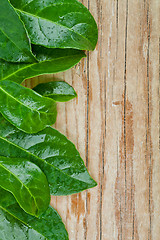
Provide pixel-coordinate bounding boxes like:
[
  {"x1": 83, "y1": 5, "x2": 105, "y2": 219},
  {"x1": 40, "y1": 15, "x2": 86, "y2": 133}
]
[
  {"x1": 0, "y1": 80, "x2": 57, "y2": 133},
  {"x1": 33, "y1": 81, "x2": 77, "y2": 102},
  {"x1": 0, "y1": 157, "x2": 50, "y2": 217},
  {"x1": 0, "y1": 188, "x2": 69, "y2": 240},
  {"x1": 0, "y1": 46, "x2": 86, "y2": 84},
  {"x1": 0, "y1": 0, "x2": 36, "y2": 63},
  {"x1": 10, "y1": 0, "x2": 98, "y2": 50},
  {"x1": 0, "y1": 114, "x2": 97, "y2": 195}
]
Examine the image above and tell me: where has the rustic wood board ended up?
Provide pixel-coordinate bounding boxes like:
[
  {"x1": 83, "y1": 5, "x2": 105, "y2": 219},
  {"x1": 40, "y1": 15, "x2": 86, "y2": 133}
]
[{"x1": 25, "y1": 0, "x2": 160, "y2": 239}]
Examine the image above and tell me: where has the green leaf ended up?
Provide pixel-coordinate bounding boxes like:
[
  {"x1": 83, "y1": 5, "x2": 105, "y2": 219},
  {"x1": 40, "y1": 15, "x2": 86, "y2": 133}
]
[
  {"x1": 0, "y1": 187, "x2": 69, "y2": 240},
  {"x1": 0, "y1": 80, "x2": 57, "y2": 133},
  {"x1": 0, "y1": 114, "x2": 97, "y2": 195},
  {"x1": 0, "y1": 46, "x2": 86, "y2": 84},
  {"x1": 33, "y1": 81, "x2": 77, "y2": 102},
  {"x1": 0, "y1": 157, "x2": 50, "y2": 217},
  {"x1": 10, "y1": 0, "x2": 98, "y2": 50},
  {"x1": 0, "y1": 0, "x2": 36, "y2": 63}
]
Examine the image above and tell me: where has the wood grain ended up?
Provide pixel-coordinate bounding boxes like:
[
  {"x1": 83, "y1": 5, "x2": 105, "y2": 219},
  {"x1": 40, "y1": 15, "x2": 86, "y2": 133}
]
[{"x1": 25, "y1": 0, "x2": 160, "y2": 239}]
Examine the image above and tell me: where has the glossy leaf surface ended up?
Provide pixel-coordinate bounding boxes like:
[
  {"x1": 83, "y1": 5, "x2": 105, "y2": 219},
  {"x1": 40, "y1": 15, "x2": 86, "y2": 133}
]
[
  {"x1": 0, "y1": 80, "x2": 57, "y2": 133},
  {"x1": 0, "y1": 46, "x2": 86, "y2": 84},
  {"x1": 0, "y1": 0, "x2": 36, "y2": 63},
  {"x1": 0, "y1": 114, "x2": 97, "y2": 195},
  {"x1": 0, "y1": 188, "x2": 69, "y2": 240},
  {"x1": 0, "y1": 157, "x2": 50, "y2": 217},
  {"x1": 33, "y1": 81, "x2": 77, "y2": 102},
  {"x1": 10, "y1": 0, "x2": 98, "y2": 50}
]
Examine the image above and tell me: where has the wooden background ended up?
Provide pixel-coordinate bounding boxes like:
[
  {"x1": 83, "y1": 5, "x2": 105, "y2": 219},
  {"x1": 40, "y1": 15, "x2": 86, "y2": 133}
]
[{"x1": 25, "y1": 0, "x2": 160, "y2": 239}]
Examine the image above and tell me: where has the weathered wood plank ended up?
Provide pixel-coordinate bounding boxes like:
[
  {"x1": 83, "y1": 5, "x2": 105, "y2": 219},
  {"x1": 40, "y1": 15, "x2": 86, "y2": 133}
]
[{"x1": 25, "y1": 0, "x2": 159, "y2": 239}]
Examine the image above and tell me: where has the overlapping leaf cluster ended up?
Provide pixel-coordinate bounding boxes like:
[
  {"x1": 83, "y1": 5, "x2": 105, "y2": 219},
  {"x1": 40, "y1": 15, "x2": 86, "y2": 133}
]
[{"x1": 0, "y1": 0, "x2": 98, "y2": 239}]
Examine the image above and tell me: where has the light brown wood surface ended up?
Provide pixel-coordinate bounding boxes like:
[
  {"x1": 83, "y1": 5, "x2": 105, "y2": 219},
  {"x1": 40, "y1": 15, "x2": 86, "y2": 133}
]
[{"x1": 25, "y1": 0, "x2": 160, "y2": 239}]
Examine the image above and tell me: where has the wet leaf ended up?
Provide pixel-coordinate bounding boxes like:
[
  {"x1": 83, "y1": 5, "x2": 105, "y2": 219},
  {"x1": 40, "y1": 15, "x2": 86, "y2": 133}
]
[
  {"x1": 10, "y1": 0, "x2": 98, "y2": 50},
  {"x1": 0, "y1": 157, "x2": 50, "y2": 217},
  {"x1": 0, "y1": 188, "x2": 68, "y2": 239},
  {"x1": 0, "y1": 46, "x2": 86, "y2": 84},
  {"x1": 0, "y1": 114, "x2": 97, "y2": 195},
  {"x1": 0, "y1": 80, "x2": 57, "y2": 133},
  {"x1": 33, "y1": 81, "x2": 77, "y2": 102},
  {"x1": 0, "y1": 0, "x2": 36, "y2": 63}
]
